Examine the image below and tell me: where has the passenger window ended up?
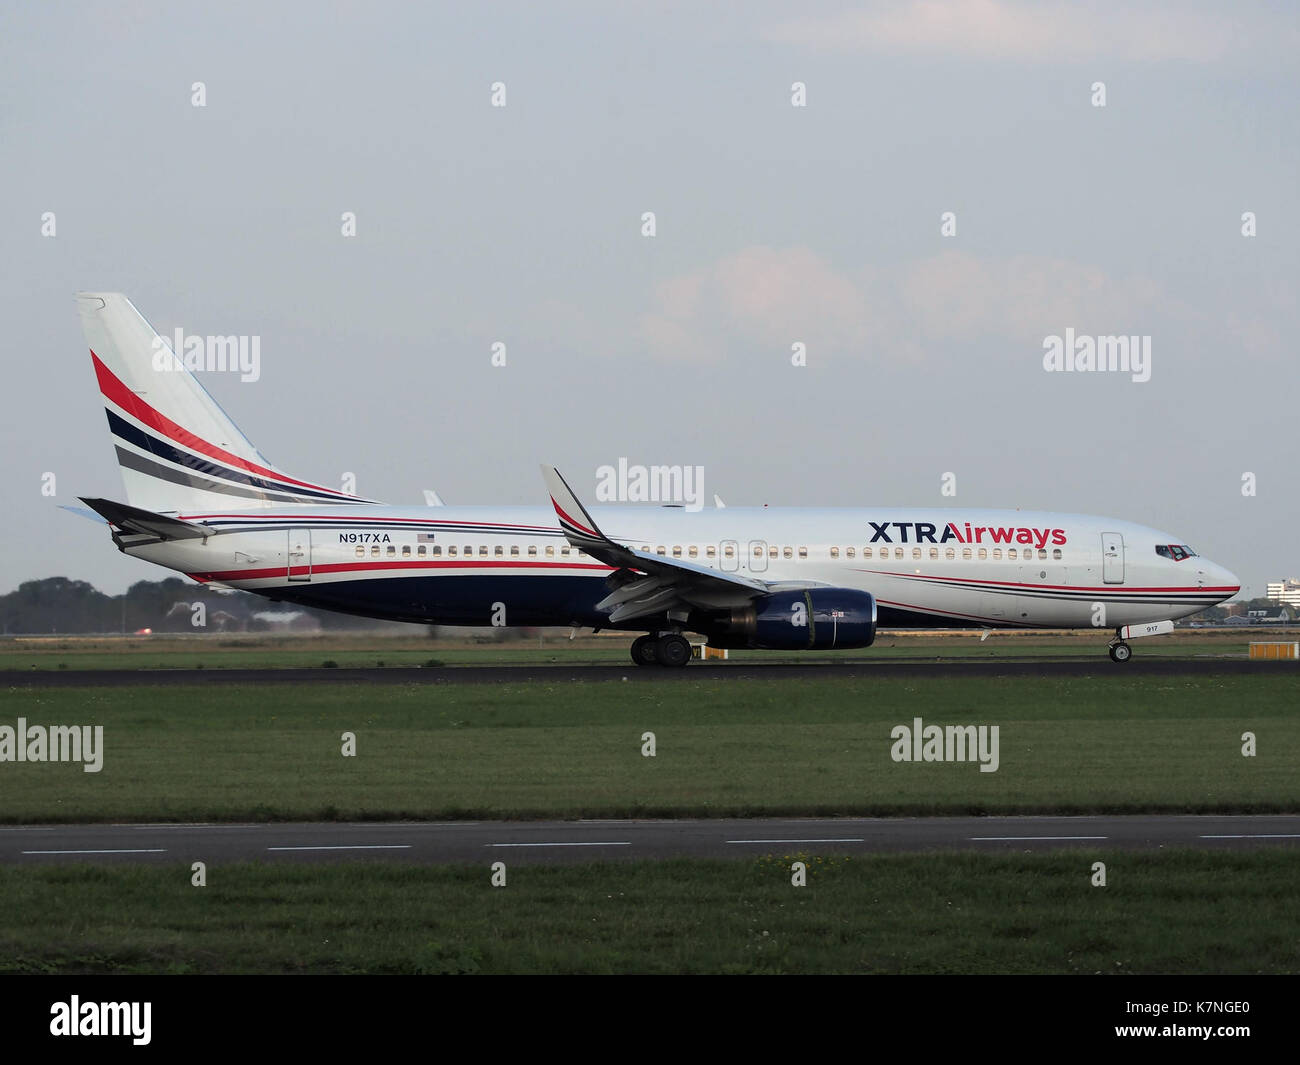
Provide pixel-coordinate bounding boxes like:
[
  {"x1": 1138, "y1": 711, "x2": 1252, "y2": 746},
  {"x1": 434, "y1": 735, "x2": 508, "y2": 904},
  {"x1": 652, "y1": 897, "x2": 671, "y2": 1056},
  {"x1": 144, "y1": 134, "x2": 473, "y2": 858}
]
[
  {"x1": 707, "y1": 546, "x2": 716, "y2": 558},
  {"x1": 993, "y1": 549, "x2": 1002, "y2": 560},
  {"x1": 464, "y1": 545, "x2": 472, "y2": 557},
  {"x1": 978, "y1": 548, "x2": 987, "y2": 560},
  {"x1": 432, "y1": 545, "x2": 441, "y2": 557},
  {"x1": 545, "y1": 546, "x2": 554, "y2": 557},
  {"x1": 527, "y1": 545, "x2": 536, "y2": 557},
  {"x1": 561, "y1": 547, "x2": 571, "y2": 557},
  {"x1": 417, "y1": 545, "x2": 426, "y2": 557},
  {"x1": 387, "y1": 545, "x2": 396, "y2": 558},
  {"x1": 725, "y1": 545, "x2": 735, "y2": 558},
  {"x1": 929, "y1": 547, "x2": 938, "y2": 560},
  {"x1": 846, "y1": 547, "x2": 855, "y2": 559},
  {"x1": 912, "y1": 548, "x2": 921, "y2": 560},
  {"x1": 783, "y1": 547, "x2": 793, "y2": 559},
  {"x1": 944, "y1": 548, "x2": 954, "y2": 560},
  {"x1": 371, "y1": 545, "x2": 380, "y2": 558},
  {"x1": 658, "y1": 546, "x2": 667, "y2": 555},
  {"x1": 1038, "y1": 549, "x2": 1047, "y2": 560},
  {"x1": 478, "y1": 546, "x2": 488, "y2": 557},
  {"x1": 673, "y1": 546, "x2": 682, "y2": 557},
  {"x1": 1052, "y1": 548, "x2": 1061, "y2": 560},
  {"x1": 799, "y1": 547, "x2": 808, "y2": 559},
  {"x1": 510, "y1": 545, "x2": 519, "y2": 557},
  {"x1": 1008, "y1": 548, "x2": 1017, "y2": 560},
  {"x1": 963, "y1": 548, "x2": 972, "y2": 560},
  {"x1": 688, "y1": 546, "x2": 698, "y2": 558},
  {"x1": 863, "y1": 548, "x2": 872, "y2": 559},
  {"x1": 355, "y1": 546, "x2": 364, "y2": 558},
  {"x1": 830, "y1": 547, "x2": 839, "y2": 559},
  {"x1": 768, "y1": 546, "x2": 777, "y2": 559},
  {"x1": 495, "y1": 546, "x2": 504, "y2": 557},
  {"x1": 448, "y1": 545, "x2": 457, "y2": 557},
  {"x1": 402, "y1": 545, "x2": 411, "y2": 557},
  {"x1": 894, "y1": 548, "x2": 904, "y2": 560}
]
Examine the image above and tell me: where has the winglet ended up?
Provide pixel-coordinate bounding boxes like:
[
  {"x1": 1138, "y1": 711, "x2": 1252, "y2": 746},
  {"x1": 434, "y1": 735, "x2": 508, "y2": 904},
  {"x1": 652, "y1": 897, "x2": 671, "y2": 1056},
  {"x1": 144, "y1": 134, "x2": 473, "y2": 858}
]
[{"x1": 540, "y1": 466, "x2": 607, "y2": 551}]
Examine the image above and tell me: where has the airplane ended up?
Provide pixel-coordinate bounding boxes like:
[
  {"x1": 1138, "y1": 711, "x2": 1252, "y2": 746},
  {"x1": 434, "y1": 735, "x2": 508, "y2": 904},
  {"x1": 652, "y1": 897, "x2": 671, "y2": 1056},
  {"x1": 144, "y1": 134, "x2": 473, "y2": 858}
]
[{"x1": 72, "y1": 293, "x2": 1241, "y2": 667}]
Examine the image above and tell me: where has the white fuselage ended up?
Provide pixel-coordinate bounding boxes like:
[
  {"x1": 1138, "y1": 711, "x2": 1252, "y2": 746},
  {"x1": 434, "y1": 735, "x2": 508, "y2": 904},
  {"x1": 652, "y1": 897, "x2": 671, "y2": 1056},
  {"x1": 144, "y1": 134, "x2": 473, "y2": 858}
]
[{"x1": 123, "y1": 504, "x2": 1240, "y2": 631}]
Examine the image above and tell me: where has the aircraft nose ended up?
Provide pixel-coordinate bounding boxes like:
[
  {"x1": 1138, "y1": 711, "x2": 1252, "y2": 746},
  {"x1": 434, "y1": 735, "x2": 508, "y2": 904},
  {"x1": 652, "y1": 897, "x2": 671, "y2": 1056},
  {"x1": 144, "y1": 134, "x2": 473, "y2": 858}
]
[{"x1": 1205, "y1": 561, "x2": 1240, "y2": 601}]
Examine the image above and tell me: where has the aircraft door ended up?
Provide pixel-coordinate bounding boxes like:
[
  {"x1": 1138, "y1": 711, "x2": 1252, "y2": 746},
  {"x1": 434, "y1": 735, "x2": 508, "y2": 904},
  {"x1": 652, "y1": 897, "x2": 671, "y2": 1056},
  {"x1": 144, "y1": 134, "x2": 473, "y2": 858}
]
[
  {"x1": 720, "y1": 539, "x2": 739, "y2": 572},
  {"x1": 287, "y1": 529, "x2": 312, "y2": 581},
  {"x1": 748, "y1": 540, "x2": 768, "y2": 573},
  {"x1": 1101, "y1": 532, "x2": 1124, "y2": 585}
]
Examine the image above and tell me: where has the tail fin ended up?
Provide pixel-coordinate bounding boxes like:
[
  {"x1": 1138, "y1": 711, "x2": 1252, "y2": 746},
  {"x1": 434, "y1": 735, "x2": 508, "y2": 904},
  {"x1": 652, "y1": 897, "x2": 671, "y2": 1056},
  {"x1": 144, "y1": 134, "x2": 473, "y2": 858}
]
[{"x1": 77, "y1": 293, "x2": 378, "y2": 513}]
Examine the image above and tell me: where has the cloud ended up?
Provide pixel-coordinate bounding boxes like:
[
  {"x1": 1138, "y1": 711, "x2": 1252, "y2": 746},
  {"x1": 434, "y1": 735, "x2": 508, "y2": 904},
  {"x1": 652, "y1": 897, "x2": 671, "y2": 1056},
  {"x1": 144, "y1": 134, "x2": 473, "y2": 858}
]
[
  {"x1": 638, "y1": 246, "x2": 1190, "y2": 364},
  {"x1": 638, "y1": 246, "x2": 873, "y2": 362},
  {"x1": 761, "y1": 1, "x2": 1256, "y2": 63}
]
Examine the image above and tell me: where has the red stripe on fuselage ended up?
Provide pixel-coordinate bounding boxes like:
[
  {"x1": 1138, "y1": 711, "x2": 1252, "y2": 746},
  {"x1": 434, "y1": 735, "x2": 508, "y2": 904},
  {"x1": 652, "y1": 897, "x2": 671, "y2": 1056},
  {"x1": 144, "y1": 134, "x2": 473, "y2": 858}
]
[
  {"x1": 187, "y1": 559, "x2": 615, "y2": 582},
  {"x1": 859, "y1": 569, "x2": 1235, "y2": 594}
]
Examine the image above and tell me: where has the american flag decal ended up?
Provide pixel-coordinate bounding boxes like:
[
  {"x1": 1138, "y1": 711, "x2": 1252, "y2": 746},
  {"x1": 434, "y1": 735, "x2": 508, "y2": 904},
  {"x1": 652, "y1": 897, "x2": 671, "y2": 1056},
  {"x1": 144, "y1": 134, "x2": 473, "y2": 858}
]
[{"x1": 418, "y1": 533, "x2": 437, "y2": 543}]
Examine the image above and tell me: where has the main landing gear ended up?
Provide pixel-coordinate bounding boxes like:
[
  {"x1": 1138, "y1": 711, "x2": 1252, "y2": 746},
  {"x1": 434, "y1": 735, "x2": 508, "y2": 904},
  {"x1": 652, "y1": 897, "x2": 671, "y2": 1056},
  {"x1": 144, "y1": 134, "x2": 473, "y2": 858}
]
[
  {"x1": 1107, "y1": 641, "x2": 1132, "y2": 663},
  {"x1": 630, "y1": 632, "x2": 693, "y2": 668}
]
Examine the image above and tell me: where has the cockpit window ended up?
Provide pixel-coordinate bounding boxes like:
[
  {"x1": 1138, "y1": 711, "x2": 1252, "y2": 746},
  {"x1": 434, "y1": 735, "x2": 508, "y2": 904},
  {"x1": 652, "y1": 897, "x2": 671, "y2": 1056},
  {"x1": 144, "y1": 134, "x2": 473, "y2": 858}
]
[{"x1": 1155, "y1": 544, "x2": 1197, "y2": 562}]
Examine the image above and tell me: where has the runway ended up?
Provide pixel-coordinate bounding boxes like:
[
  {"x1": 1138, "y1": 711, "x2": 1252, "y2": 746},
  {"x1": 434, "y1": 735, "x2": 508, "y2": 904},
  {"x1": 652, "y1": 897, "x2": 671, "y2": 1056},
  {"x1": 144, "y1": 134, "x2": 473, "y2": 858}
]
[
  {"x1": 5, "y1": 815, "x2": 1300, "y2": 865},
  {"x1": 1, "y1": 657, "x2": 1293, "y2": 687}
]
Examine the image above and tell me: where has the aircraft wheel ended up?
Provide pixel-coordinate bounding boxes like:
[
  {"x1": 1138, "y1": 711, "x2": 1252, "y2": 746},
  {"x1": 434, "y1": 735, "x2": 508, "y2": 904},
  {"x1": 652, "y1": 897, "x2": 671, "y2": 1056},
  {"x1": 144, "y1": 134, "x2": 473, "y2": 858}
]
[
  {"x1": 1108, "y1": 642, "x2": 1132, "y2": 663},
  {"x1": 656, "y1": 633, "x2": 692, "y2": 668},
  {"x1": 631, "y1": 635, "x2": 659, "y2": 667}
]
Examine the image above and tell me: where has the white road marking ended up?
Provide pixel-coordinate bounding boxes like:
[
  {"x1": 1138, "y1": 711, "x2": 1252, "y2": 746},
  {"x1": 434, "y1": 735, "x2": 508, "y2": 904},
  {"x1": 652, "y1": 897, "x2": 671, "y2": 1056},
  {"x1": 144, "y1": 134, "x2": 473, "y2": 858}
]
[
  {"x1": 489, "y1": 842, "x2": 631, "y2": 848},
  {"x1": 1200, "y1": 834, "x2": 1300, "y2": 839},
  {"x1": 266, "y1": 845, "x2": 412, "y2": 851},
  {"x1": 23, "y1": 848, "x2": 167, "y2": 855},
  {"x1": 970, "y1": 836, "x2": 1107, "y2": 841},
  {"x1": 726, "y1": 838, "x2": 866, "y2": 844}
]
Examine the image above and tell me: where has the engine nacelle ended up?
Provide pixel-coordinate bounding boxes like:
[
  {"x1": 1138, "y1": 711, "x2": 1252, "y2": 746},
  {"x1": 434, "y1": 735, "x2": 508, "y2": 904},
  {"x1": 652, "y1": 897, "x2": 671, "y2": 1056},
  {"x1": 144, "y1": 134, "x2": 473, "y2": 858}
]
[{"x1": 705, "y1": 589, "x2": 877, "y2": 650}]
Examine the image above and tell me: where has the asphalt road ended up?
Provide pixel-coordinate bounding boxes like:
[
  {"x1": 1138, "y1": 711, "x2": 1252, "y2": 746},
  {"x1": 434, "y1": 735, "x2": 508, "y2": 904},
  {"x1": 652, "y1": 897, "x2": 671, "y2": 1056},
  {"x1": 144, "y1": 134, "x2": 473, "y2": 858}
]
[
  {"x1": 1, "y1": 658, "x2": 1295, "y2": 687},
  {"x1": 5, "y1": 815, "x2": 1300, "y2": 866}
]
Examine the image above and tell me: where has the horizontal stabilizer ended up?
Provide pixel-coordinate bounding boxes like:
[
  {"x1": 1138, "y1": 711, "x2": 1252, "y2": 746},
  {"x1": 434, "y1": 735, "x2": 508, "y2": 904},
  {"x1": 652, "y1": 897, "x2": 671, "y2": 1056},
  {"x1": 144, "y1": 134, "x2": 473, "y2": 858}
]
[{"x1": 79, "y1": 497, "x2": 213, "y2": 541}]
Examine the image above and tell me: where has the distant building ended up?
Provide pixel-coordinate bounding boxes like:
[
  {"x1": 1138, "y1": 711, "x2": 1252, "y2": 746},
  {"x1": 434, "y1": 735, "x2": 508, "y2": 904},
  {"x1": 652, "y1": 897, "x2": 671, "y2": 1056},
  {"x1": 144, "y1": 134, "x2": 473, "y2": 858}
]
[{"x1": 1266, "y1": 579, "x2": 1300, "y2": 607}]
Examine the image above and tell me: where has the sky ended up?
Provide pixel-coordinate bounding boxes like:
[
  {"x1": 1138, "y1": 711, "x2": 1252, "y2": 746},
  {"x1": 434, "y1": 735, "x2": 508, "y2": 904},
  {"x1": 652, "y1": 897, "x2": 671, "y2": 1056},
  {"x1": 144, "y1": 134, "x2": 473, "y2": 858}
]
[{"x1": 0, "y1": 1, "x2": 1296, "y2": 599}]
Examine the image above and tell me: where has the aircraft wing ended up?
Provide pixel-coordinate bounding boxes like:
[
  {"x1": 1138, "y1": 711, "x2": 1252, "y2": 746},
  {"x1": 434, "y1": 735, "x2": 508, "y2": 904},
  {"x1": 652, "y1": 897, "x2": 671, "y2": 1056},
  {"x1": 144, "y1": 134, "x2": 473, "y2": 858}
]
[{"x1": 540, "y1": 465, "x2": 811, "y2": 624}]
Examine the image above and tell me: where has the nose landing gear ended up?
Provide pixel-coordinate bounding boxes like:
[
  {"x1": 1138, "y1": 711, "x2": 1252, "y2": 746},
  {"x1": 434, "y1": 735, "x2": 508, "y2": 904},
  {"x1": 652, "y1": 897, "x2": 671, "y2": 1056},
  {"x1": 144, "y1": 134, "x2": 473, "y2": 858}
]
[{"x1": 1106, "y1": 619, "x2": 1174, "y2": 662}]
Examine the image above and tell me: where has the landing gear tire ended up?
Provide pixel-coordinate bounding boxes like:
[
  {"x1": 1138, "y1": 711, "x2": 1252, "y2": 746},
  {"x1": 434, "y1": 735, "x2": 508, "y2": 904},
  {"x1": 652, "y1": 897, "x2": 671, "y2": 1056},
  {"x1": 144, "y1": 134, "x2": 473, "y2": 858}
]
[
  {"x1": 655, "y1": 633, "x2": 692, "y2": 668},
  {"x1": 1108, "y1": 642, "x2": 1132, "y2": 663},
  {"x1": 630, "y1": 635, "x2": 659, "y2": 667}
]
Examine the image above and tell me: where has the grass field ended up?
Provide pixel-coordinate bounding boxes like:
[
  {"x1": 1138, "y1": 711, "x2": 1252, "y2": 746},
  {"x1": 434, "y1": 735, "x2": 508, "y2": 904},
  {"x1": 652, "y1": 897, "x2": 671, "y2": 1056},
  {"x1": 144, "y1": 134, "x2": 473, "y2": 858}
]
[
  {"x1": 1, "y1": 672, "x2": 1296, "y2": 821},
  {"x1": 0, "y1": 628, "x2": 1279, "y2": 671},
  {"x1": 3, "y1": 637, "x2": 1296, "y2": 977},
  {"x1": 2, "y1": 850, "x2": 1296, "y2": 974}
]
